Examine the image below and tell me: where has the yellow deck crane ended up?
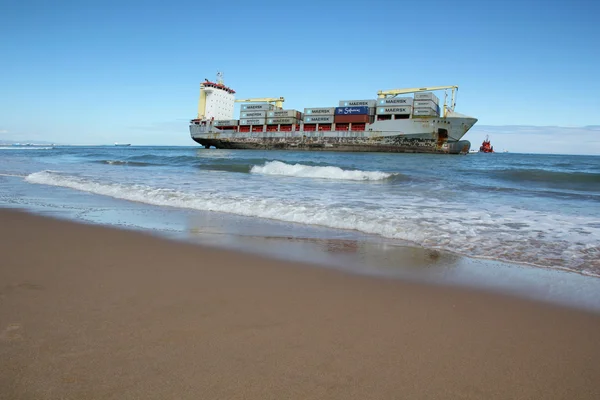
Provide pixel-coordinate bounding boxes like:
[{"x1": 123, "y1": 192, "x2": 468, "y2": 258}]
[
  {"x1": 235, "y1": 97, "x2": 285, "y2": 109},
  {"x1": 377, "y1": 85, "x2": 458, "y2": 117}
]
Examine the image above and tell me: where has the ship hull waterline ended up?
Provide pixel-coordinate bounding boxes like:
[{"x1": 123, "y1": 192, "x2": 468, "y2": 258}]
[{"x1": 191, "y1": 136, "x2": 470, "y2": 154}]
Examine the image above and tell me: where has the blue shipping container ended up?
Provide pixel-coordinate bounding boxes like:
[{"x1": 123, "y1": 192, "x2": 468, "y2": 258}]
[{"x1": 334, "y1": 106, "x2": 369, "y2": 116}]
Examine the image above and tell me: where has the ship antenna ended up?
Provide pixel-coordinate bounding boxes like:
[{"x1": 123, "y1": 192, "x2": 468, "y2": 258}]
[{"x1": 216, "y1": 71, "x2": 224, "y2": 85}]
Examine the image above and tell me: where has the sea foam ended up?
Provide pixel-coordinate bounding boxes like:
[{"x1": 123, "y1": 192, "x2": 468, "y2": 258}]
[
  {"x1": 24, "y1": 170, "x2": 600, "y2": 277},
  {"x1": 250, "y1": 161, "x2": 394, "y2": 181}
]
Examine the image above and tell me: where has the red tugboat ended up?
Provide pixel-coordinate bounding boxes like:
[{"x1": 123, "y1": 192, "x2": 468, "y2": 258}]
[{"x1": 479, "y1": 135, "x2": 494, "y2": 153}]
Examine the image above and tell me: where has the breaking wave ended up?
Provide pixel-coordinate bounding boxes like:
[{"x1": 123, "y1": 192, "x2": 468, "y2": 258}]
[
  {"x1": 98, "y1": 160, "x2": 157, "y2": 167},
  {"x1": 492, "y1": 169, "x2": 600, "y2": 191},
  {"x1": 24, "y1": 170, "x2": 600, "y2": 277},
  {"x1": 250, "y1": 161, "x2": 394, "y2": 181}
]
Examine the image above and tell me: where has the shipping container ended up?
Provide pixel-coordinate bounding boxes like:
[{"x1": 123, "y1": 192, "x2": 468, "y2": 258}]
[
  {"x1": 240, "y1": 118, "x2": 266, "y2": 125},
  {"x1": 413, "y1": 108, "x2": 438, "y2": 116},
  {"x1": 334, "y1": 106, "x2": 369, "y2": 115},
  {"x1": 414, "y1": 92, "x2": 439, "y2": 105},
  {"x1": 351, "y1": 123, "x2": 366, "y2": 131},
  {"x1": 213, "y1": 119, "x2": 239, "y2": 126},
  {"x1": 334, "y1": 114, "x2": 370, "y2": 124},
  {"x1": 304, "y1": 107, "x2": 335, "y2": 115},
  {"x1": 240, "y1": 104, "x2": 274, "y2": 111},
  {"x1": 335, "y1": 123, "x2": 349, "y2": 131},
  {"x1": 240, "y1": 111, "x2": 266, "y2": 118},
  {"x1": 304, "y1": 115, "x2": 334, "y2": 123},
  {"x1": 377, "y1": 97, "x2": 413, "y2": 106},
  {"x1": 338, "y1": 99, "x2": 376, "y2": 107},
  {"x1": 413, "y1": 100, "x2": 437, "y2": 109},
  {"x1": 267, "y1": 110, "x2": 301, "y2": 118},
  {"x1": 267, "y1": 117, "x2": 297, "y2": 125},
  {"x1": 376, "y1": 106, "x2": 412, "y2": 115}
]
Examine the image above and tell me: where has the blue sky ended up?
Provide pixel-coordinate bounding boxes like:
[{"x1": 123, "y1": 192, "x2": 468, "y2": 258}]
[{"x1": 1, "y1": 0, "x2": 599, "y2": 154}]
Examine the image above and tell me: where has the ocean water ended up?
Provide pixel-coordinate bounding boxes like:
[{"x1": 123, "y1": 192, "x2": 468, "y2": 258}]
[{"x1": 1, "y1": 145, "x2": 599, "y2": 279}]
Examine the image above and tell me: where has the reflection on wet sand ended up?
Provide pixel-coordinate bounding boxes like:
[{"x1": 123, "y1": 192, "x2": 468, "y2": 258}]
[
  {"x1": 184, "y1": 212, "x2": 600, "y2": 311},
  {"x1": 188, "y1": 221, "x2": 464, "y2": 280}
]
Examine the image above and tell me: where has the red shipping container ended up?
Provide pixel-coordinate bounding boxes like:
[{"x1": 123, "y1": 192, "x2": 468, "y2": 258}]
[{"x1": 334, "y1": 114, "x2": 370, "y2": 124}]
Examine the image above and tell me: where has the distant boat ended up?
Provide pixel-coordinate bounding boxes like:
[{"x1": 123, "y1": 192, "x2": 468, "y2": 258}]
[
  {"x1": 114, "y1": 142, "x2": 131, "y2": 147},
  {"x1": 479, "y1": 135, "x2": 494, "y2": 153}
]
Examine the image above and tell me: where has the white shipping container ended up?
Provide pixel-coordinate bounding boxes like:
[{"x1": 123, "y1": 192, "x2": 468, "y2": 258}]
[
  {"x1": 377, "y1": 97, "x2": 414, "y2": 106},
  {"x1": 414, "y1": 92, "x2": 439, "y2": 105},
  {"x1": 413, "y1": 108, "x2": 438, "y2": 116},
  {"x1": 338, "y1": 99, "x2": 377, "y2": 107},
  {"x1": 413, "y1": 100, "x2": 437, "y2": 109},
  {"x1": 304, "y1": 107, "x2": 335, "y2": 115},
  {"x1": 239, "y1": 118, "x2": 266, "y2": 125},
  {"x1": 303, "y1": 115, "x2": 334, "y2": 123},
  {"x1": 240, "y1": 104, "x2": 274, "y2": 111},
  {"x1": 267, "y1": 110, "x2": 299, "y2": 118},
  {"x1": 213, "y1": 119, "x2": 239, "y2": 126},
  {"x1": 240, "y1": 111, "x2": 266, "y2": 118},
  {"x1": 376, "y1": 106, "x2": 412, "y2": 115},
  {"x1": 267, "y1": 117, "x2": 297, "y2": 125}
]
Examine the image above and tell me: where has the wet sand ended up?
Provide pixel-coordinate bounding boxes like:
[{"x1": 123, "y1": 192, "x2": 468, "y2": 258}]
[{"x1": 1, "y1": 209, "x2": 599, "y2": 399}]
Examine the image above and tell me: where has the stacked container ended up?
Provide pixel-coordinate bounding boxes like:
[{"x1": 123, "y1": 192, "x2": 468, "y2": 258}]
[
  {"x1": 213, "y1": 119, "x2": 239, "y2": 127},
  {"x1": 338, "y1": 100, "x2": 376, "y2": 117},
  {"x1": 377, "y1": 97, "x2": 413, "y2": 107},
  {"x1": 303, "y1": 107, "x2": 335, "y2": 131},
  {"x1": 304, "y1": 107, "x2": 335, "y2": 123},
  {"x1": 375, "y1": 102, "x2": 412, "y2": 120},
  {"x1": 266, "y1": 109, "x2": 302, "y2": 126},
  {"x1": 334, "y1": 104, "x2": 372, "y2": 131},
  {"x1": 412, "y1": 93, "x2": 439, "y2": 117},
  {"x1": 239, "y1": 103, "x2": 274, "y2": 126},
  {"x1": 334, "y1": 106, "x2": 370, "y2": 124}
]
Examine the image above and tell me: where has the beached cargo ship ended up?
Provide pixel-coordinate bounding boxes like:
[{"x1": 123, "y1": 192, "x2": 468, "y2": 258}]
[{"x1": 189, "y1": 73, "x2": 477, "y2": 154}]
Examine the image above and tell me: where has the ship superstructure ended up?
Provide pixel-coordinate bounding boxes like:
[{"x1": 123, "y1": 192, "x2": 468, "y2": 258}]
[
  {"x1": 189, "y1": 74, "x2": 477, "y2": 154},
  {"x1": 194, "y1": 72, "x2": 236, "y2": 121}
]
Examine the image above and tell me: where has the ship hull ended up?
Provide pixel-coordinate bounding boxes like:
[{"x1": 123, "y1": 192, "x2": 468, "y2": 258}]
[
  {"x1": 190, "y1": 112, "x2": 477, "y2": 155},
  {"x1": 191, "y1": 136, "x2": 471, "y2": 154}
]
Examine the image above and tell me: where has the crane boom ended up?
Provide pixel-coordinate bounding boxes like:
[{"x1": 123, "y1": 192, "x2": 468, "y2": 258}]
[
  {"x1": 377, "y1": 85, "x2": 458, "y2": 97},
  {"x1": 378, "y1": 85, "x2": 459, "y2": 117},
  {"x1": 235, "y1": 97, "x2": 285, "y2": 109}
]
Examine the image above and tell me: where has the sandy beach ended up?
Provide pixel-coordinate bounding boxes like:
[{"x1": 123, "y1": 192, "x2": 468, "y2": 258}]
[{"x1": 1, "y1": 209, "x2": 599, "y2": 399}]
